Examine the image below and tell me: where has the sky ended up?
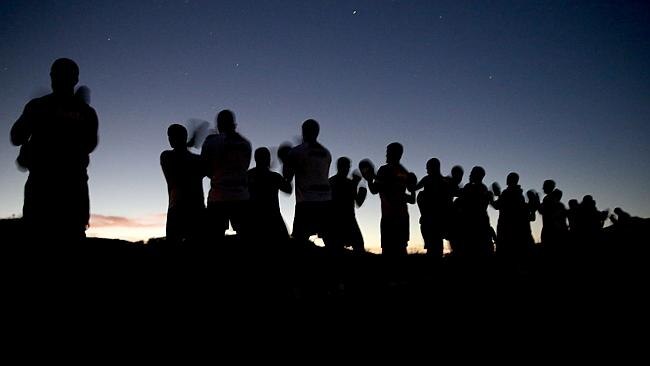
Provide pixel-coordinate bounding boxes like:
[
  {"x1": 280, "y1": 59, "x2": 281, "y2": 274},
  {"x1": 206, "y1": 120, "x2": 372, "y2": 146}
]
[{"x1": 1, "y1": 0, "x2": 649, "y2": 252}]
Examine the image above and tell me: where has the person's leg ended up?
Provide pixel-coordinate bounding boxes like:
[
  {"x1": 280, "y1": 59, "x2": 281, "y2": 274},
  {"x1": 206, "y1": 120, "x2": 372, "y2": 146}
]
[
  {"x1": 229, "y1": 200, "x2": 250, "y2": 243},
  {"x1": 207, "y1": 201, "x2": 228, "y2": 245},
  {"x1": 292, "y1": 202, "x2": 310, "y2": 243}
]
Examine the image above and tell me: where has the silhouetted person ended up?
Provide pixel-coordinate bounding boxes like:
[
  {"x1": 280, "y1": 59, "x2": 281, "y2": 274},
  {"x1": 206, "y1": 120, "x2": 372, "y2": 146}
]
[
  {"x1": 10, "y1": 58, "x2": 98, "y2": 241},
  {"x1": 610, "y1": 207, "x2": 632, "y2": 226},
  {"x1": 457, "y1": 166, "x2": 494, "y2": 258},
  {"x1": 365, "y1": 143, "x2": 416, "y2": 256},
  {"x1": 282, "y1": 119, "x2": 332, "y2": 245},
  {"x1": 538, "y1": 180, "x2": 568, "y2": 255},
  {"x1": 576, "y1": 195, "x2": 608, "y2": 240},
  {"x1": 329, "y1": 157, "x2": 367, "y2": 252},
  {"x1": 415, "y1": 158, "x2": 452, "y2": 258},
  {"x1": 446, "y1": 165, "x2": 464, "y2": 256},
  {"x1": 161, "y1": 124, "x2": 206, "y2": 243},
  {"x1": 567, "y1": 199, "x2": 579, "y2": 233},
  {"x1": 247, "y1": 147, "x2": 292, "y2": 246},
  {"x1": 490, "y1": 172, "x2": 534, "y2": 262},
  {"x1": 201, "y1": 110, "x2": 252, "y2": 244}
]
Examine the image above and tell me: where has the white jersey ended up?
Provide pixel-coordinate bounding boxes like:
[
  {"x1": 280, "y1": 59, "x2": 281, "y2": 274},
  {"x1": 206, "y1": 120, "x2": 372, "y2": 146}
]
[
  {"x1": 201, "y1": 132, "x2": 252, "y2": 202},
  {"x1": 285, "y1": 142, "x2": 331, "y2": 202}
]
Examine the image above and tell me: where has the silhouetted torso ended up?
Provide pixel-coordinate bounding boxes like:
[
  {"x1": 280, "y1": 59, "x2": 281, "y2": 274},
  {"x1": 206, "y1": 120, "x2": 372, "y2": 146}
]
[
  {"x1": 285, "y1": 142, "x2": 332, "y2": 203},
  {"x1": 329, "y1": 175, "x2": 359, "y2": 218},
  {"x1": 248, "y1": 167, "x2": 287, "y2": 214},
  {"x1": 161, "y1": 150, "x2": 205, "y2": 210},
  {"x1": 247, "y1": 167, "x2": 291, "y2": 243},
  {"x1": 201, "y1": 132, "x2": 252, "y2": 202},
  {"x1": 458, "y1": 182, "x2": 493, "y2": 256},
  {"x1": 329, "y1": 174, "x2": 364, "y2": 251},
  {"x1": 160, "y1": 148, "x2": 206, "y2": 242},
  {"x1": 11, "y1": 93, "x2": 98, "y2": 239},
  {"x1": 375, "y1": 163, "x2": 410, "y2": 218},
  {"x1": 492, "y1": 185, "x2": 534, "y2": 258}
]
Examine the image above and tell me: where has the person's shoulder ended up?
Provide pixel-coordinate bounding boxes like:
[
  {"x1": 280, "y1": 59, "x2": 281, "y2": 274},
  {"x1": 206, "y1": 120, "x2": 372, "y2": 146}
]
[
  {"x1": 82, "y1": 102, "x2": 98, "y2": 117},
  {"x1": 238, "y1": 133, "x2": 252, "y2": 146},
  {"x1": 25, "y1": 94, "x2": 51, "y2": 110},
  {"x1": 160, "y1": 149, "x2": 173, "y2": 162},
  {"x1": 289, "y1": 143, "x2": 306, "y2": 155},
  {"x1": 203, "y1": 133, "x2": 218, "y2": 145}
]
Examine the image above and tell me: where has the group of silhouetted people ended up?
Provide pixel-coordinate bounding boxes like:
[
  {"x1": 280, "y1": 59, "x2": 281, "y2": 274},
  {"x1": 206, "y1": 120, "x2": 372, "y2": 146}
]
[{"x1": 10, "y1": 58, "x2": 635, "y2": 261}]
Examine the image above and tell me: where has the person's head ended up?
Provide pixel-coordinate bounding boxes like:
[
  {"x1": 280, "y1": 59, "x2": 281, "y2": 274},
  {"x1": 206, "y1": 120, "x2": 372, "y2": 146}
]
[
  {"x1": 254, "y1": 147, "x2": 271, "y2": 169},
  {"x1": 216, "y1": 110, "x2": 236, "y2": 134},
  {"x1": 426, "y1": 158, "x2": 441, "y2": 176},
  {"x1": 50, "y1": 58, "x2": 79, "y2": 95},
  {"x1": 614, "y1": 207, "x2": 631, "y2": 220},
  {"x1": 302, "y1": 119, "x2": 320, "y2": 143},
  {"x1": 543, "y1": 179, "x2": 556, "y2": 195},
  {"x1": 469, "y1": 166, "x2": 485, "y2": 184},
  {"x1": 506, "y1": 172, "x2": 519, "y2": 187},
  {"x1": 582, "y1": 195, "x2": 595, "y2": 208},
  {"x1": 337, "y1": 157, "x2": 351, "y2": 176},
  {"x1": 386, "y1": 142, "x2": 403, "y2": 164},
  {"x1": 167, "y1": 124, "x2": 188, "y2": 150},
  {"x1": 450, "y1": 165, "x2": 464, "y2": 184},
  {"x1": 569, "y1": 199, "x2": 579, "y2": 210}
]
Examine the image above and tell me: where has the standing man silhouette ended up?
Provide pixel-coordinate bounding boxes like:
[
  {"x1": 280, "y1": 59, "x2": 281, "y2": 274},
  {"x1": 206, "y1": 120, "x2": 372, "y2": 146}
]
[
  {"x1": 365, "y1": 143, "x2": 416, "y2": 256},
  {"x1": 281, "y1": 119, "x2": 332, "y2": 246},
  {"x1": 161, "y1": 124, "x2": 206, "y2": 243},
  {"x1": 11, "y1": 58, "x2": 98, "y2": 241},
  {"x1": 247, "y1": 147, "x2": 292, "y2": 246},
  {"x1": 201, "y1": 110, "x2": 252, "y2": 244},
  {"x1": 329, "y1": 157, "x2": 367, "y2": 252}
]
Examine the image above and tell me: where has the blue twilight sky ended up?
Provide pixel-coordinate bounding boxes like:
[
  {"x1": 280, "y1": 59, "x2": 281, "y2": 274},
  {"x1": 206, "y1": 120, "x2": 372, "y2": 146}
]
[{"x1": 1, "y1": 0, "x2": 649, "y2": 250}]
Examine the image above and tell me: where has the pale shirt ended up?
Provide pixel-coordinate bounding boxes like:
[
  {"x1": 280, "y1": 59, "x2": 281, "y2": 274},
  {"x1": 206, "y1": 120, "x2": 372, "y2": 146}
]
[
  {"x1": 285, "y1": 142, "x2": 331, "y2": 202},
  {"x1": 201, "y1": 132, "x2": 252, "y2": 202}
]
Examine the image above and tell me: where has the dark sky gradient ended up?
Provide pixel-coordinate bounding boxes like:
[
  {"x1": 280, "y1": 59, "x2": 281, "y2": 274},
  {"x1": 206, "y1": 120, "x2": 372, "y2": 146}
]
[{"x1": 1, "y1": 0, "x2": 649, "y2": 249}]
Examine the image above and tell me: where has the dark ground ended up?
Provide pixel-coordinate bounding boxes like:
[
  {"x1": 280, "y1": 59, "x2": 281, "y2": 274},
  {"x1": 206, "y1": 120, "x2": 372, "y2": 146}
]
[{"x1": 1, "y1": 217, "x2": 648, "y2": 356}]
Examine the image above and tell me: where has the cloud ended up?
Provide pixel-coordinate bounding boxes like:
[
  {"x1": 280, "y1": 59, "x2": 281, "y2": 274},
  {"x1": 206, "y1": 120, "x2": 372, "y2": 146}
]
[{"x1": 90, "y1": 213, "x2": 166, "y2": 228}]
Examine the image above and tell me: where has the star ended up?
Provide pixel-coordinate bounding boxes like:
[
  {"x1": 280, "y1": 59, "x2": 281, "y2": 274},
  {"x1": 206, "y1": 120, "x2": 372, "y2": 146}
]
[
  {"x1": 107, "y1": 36, "x2": 112, "y2": 41},
  {"x1": 352, "y1": 10, "x2": 358, "y2": 15},
  {"x1": 489, "y1": 75, "x2": 494, "y2": 80}
]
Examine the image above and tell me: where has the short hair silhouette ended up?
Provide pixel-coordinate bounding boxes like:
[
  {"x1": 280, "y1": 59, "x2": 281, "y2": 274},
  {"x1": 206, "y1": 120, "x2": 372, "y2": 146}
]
[
  {"x1": 216, "y1": 109, "x2": 236, "y2": 133},
  {"x1": 426, "y1": 158, "x2": 441, "y2": 175},
  {"x1": 255, "y1": 147, "x2": 271, "y2": 168},
  {"x1": 337, "y1": 156, "x2": 351, "y2": 173},
  {"x1": 543, "y1": 179, "x2": 556, "y2": 194},
  {"x1": 506, "y1": 172, "x2": 519, "y2": 186},
  {"x1": 469, "y1": 166, "x2": 486, "y2": 183},
  {"x1": 302, "y1": 119, "x2": 320, "y2": 142},
  {"x1": 50, "y1": 58, "x2": 79, "y2": 94},
  {"x1": 168, "y1": 124, "x2": 188, "y2": 150},
  {"x1": 386, "y1": 142, "x2": 403, "y2": 163},
  {"x1": 450, "y1": 165, "x2": 464, "y2": 184}
]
